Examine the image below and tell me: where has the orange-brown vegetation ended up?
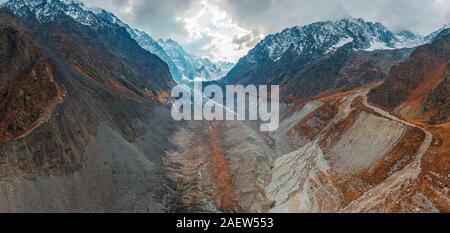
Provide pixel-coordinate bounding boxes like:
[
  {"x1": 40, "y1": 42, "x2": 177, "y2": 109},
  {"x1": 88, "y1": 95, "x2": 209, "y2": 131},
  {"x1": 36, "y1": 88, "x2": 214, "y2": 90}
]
[
  {"x1": 330, "y1": 174, "x2": 368, "y2": 207},
  {"x1": 395, "y1": 61, "x2": 447, "y2": 120},
  {"x1": 416, "y1": 124, "x2": 450, "y2": 212},
  {"x1": 207, "y1": 123, "x2": 239, "y2": 212},
  {"x1": 319, "y1": 109, "x2": 360, "y2": 151},
  {"x1": 288, "y1": 103, "x2": 338, "y2": 141},
  {"x1": 351, "y1": 96, "x2": 390, "y2": 120},
  {"x1": 0, "y1": 26, "x2": 61, "y2": 142}
]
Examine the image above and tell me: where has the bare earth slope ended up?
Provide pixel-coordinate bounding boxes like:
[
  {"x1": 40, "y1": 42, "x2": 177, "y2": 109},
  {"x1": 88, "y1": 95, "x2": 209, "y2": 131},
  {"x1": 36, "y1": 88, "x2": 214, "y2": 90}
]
[
  {"x1": 268, "y1": 83, "x2": 446, "y2": 212},
  {"x1": 0, "y1": 12, "x2": 182, "y2": 212}
]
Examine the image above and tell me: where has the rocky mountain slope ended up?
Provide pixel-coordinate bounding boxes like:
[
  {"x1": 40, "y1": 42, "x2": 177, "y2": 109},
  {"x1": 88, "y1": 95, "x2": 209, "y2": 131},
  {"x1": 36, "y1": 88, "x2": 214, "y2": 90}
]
[
  {"x1": 0, "y1": 26, "x2": 61, "y2": 142},
  {"x1": 3, "y1": 0, "x2": 230, "y2": 83},
  {"x1": 0, "y1": 0, "x2": 183, "y2": 212},
  {"x1": 281, "y1": 44, "x2": 413, "y2": 102},
  {"x1": 96, "y1": 9, "x2": 185, "y2": 83},
  {"x1": 369, "y1": 29, "x2": 450, "y2": 125},
  {"x1": 223, "y1": 18, "x2": 447, "y2": 89}
]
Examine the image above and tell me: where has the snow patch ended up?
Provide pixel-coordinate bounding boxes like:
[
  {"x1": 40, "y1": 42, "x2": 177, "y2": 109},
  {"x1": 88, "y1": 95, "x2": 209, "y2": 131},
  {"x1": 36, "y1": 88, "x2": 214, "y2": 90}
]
[{"x1": 326, "y1": 36, "x2": 354, "y2": 53}]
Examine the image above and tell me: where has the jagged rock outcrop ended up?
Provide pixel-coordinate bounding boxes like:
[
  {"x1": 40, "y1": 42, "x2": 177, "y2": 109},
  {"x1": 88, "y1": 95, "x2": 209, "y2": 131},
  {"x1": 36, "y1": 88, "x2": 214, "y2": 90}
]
[{"x1": 0, "y1": 26, "x2": 60, "y2": 142}]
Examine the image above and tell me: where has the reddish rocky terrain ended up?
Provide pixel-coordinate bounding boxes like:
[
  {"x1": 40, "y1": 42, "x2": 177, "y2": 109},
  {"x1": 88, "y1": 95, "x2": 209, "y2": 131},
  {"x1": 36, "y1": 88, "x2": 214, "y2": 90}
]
[
  {"x1": 369, "y1": 29, "x2": 450, "y2": 125},
  {"x1": 0, "y1": 26, "x2": 62, "y2": 142}
]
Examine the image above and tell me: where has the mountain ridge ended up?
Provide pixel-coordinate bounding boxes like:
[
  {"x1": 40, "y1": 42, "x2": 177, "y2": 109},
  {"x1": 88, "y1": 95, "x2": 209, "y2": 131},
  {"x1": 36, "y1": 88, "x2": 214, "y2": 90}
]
[
  {"x1": 2, "y1": 0, "x2": 232, "y2": 82},
  {"x1": 0, "y1": 0, "x2": 182, "y2": 212},
  {"x1": 223, "y1": 17, "x2": 448, "y2": 87},
  {"x1": 246, "y1": 18, "x2": 427, "y2": 63},
  {"x1": 369, "y1": 28, "x2": 450, "y2": 125}
]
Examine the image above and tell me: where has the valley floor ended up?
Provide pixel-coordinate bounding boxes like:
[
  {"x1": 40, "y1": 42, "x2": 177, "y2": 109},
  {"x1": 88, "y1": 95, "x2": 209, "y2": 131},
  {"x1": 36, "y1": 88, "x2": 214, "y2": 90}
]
[{"x1": 165, "y1": 83, "x2": 449, "y2": 213}]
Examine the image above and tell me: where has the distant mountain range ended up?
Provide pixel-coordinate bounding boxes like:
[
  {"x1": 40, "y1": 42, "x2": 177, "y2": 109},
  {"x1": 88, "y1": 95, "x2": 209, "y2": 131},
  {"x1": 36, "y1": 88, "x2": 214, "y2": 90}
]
[
  {"x1": 223, "y1": 17, "x2": 448, "y2": 86},
  {"x1": 157, "y1": 38, "x2": 234, "y2": 82},
  {"x1": 95, "y1": 8, "x2": 233, "y2": 82},
  {"x1": 2, "y1": 0, "x2": 233, "y2": 82}
]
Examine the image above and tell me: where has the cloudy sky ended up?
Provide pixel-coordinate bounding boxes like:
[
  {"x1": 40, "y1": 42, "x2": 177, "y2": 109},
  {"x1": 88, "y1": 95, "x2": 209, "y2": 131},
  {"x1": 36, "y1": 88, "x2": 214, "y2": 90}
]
[{"x1": 80, "y1": 0, "x2": 450, "y2": 62}]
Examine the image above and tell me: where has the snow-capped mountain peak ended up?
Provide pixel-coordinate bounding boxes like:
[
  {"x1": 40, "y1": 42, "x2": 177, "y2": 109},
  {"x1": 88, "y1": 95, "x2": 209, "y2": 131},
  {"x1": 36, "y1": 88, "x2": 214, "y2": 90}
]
[
  {"x1": 1, "y1": 0, "x2": 232, "y2": 82},
  {"x1": 247, "y1": 18, "x2": 426, "y2": 63},
  {"x1": 158, "y1": 38, "x2": 232, "y2": 81},
  {"x1": 425, "y1": 23, "x2": 450, "y2": 42},
  {"x1": 2, "y1": 0, "x2": 108, "y2": 27}
]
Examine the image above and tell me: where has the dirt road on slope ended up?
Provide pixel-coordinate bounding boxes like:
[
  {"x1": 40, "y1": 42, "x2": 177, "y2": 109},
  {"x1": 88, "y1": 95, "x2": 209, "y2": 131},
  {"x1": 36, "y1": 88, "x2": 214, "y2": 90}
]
[{"x1": 343, "y1": 85, "x2": 433, "y2": 212}]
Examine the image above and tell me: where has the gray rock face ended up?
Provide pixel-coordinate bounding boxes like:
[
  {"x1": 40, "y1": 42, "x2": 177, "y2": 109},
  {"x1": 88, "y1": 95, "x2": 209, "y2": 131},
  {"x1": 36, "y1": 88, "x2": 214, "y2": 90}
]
[
  {"x1": 0, "y1": 124, "x2": 174, "y2": 212},
  {"x1": 0, "y1": 1, "x2": 181, "y2": 212}
]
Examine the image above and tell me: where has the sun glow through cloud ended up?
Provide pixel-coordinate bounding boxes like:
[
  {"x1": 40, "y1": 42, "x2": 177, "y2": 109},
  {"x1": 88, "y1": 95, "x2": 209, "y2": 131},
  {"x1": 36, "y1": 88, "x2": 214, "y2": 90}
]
[{"x1": 179, "y1": 0, "x2": 264, "y2": 62}]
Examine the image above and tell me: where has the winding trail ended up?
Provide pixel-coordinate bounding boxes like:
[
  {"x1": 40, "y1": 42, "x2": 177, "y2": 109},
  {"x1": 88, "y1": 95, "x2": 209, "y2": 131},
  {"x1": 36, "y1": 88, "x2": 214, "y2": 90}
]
[
  {"x1": 361, "y1": 85, "x2": 433, "y2": 174},
  {"x1": 342, "y1": 85, "x2": 433, "y2": 212}
]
